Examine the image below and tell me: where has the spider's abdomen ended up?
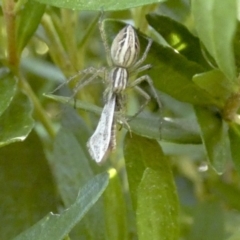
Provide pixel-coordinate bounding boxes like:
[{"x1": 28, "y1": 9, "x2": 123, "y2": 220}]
[{"x1": 111, "y1": 25, "x2": 140, "y2": 68}]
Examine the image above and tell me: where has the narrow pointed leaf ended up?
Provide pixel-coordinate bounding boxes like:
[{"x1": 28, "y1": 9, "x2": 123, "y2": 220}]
[
  {"x1": 14, "y1": 172, "x2": 109, "y2": 240},
  {"x1": 130, "y1": 115, "x2": 201, "y2": 144},
  {"x1": 46, "y1": 94, "x2": 201, "y2": 144},
  {"x1": 47, "y1": 110, "x2": 106, "y2": 239}
]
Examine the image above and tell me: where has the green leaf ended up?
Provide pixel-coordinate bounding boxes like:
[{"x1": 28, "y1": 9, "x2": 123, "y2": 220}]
[
  {"x1": 193, "y1": 70, "x2": 235, "y2": 108},
  {"x1": 104, "y1": 170, "x2": 128, "y2": 240},
  {"x1": 124, "y1": 134, "x2": 179, "y2": 239},
  {"x1": 32, "y1": 0, "x2": 166, "y2": 11},
  {"x1": 146, "y1": 13, "x2": 210, "y2": 69},
  {"x1": 187, "y1": 202, "x2": 224, "y2": 240},
  {"x1": 46, "y1": 94, "x2": 201, "y2": 144},
  {"x1": 14, "y1": 172, "x2": 109, "y2": 240},
  {"x1": 0, "y1": 91, "x2": 34, "y2": 147},
  {"x1": 194, "y1": 106, "x2": 231, "y2": 174},
  {"x1": 0, "y1": 131, "x2": 58, "y2": 239},
  {"x1": 17, "y1": 1, "x2": 46, "y2": 53},
  {"x1": 124, "y1": 133, "x2": 161, "y2": 209},
  {"x1": 192, "y1": 0, "x2": 237, "y2": 82},
  {"x1": 48, "y1": 127, "x2": 94, "y2": 206},
  {"x1": 130, "y1": 115, "x2": 201, "y2": 144},
  {"x1": 229, "y1": 123, "x2": 240, "y2": 175},
  {"x1": 137, "y1": 168, "x2": 179, "y2": 240},
  {"x1": 0, "y1": 72, "x2": 17, "y2": 116}
]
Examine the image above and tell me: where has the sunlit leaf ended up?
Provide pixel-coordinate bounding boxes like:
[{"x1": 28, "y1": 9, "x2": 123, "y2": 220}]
[{"x1": 147, "y1": 13, "x2": 210, "y2": 69}]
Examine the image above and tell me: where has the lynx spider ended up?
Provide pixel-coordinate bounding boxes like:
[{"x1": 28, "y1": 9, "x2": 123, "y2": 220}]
[{"x1": 55, "y1": 16, "x2": 162, "y2": 163}]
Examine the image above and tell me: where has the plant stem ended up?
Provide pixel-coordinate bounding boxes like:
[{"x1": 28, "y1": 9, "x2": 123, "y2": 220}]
[
  {"x1": 2, "y1": 0, "x2": 19, "y2": 67},
  {"x1": 2, "y1": 0, "x2": 55, "y2": 139}
]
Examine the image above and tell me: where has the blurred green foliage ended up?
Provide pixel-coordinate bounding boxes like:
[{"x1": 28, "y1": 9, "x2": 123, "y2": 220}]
[{"x1": 0, "y1": 0, "x2": 240, "y2": 239}]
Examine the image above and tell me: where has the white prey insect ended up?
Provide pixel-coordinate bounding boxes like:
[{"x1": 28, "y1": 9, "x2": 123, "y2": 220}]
[{"x1": 87, "y1": 93, "x2": 117, "y2": 162}]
